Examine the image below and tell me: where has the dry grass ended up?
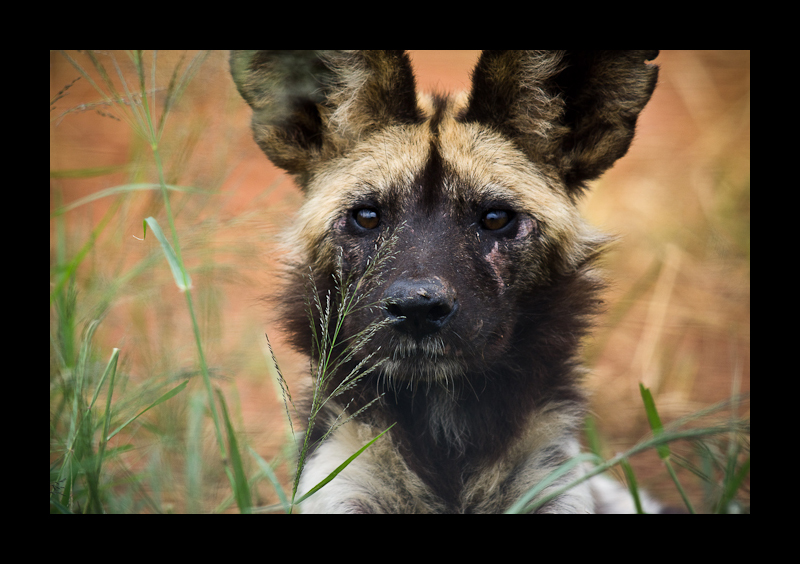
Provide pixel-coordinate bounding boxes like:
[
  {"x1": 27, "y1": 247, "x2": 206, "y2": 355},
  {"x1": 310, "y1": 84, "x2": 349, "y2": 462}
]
[{"x1": 50, "y1": 50, "x2": 749, "y2": 513}]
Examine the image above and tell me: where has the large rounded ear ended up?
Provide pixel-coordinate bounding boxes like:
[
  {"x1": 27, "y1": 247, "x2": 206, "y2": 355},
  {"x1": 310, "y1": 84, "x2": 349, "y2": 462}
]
[
  {"x1": 230, "y1": 50, "x2": 422, "y2": 189},
  {"x1": 460, "y1": 50, "x2": 659, "y2": 195}
]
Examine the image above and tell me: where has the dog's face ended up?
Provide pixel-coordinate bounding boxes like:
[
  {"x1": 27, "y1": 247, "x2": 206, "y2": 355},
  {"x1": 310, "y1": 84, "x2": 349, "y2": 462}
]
[
  {"x1": 231, "y1": 51, "x2": 658, "y2": 389},
  {"x1": 292, "y1": 103, "x2": 603, "y2": 385}
]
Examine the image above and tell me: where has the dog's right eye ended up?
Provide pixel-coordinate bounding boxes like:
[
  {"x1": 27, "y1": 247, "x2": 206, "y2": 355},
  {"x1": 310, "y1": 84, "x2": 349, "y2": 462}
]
[
  {"x1": 353, "y1": 208, "x2": 380, "y2": 230},
  {"x1": 481, "y1": 209, "x2": 515, "y2": 231}
]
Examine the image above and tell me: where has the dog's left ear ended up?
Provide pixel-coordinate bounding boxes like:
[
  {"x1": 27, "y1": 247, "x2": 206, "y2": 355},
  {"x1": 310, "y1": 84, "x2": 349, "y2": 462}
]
[
  {"x1": 461, "y1": 50, "x2": 659, "y2": 194},
  {"x1": 230, "y1": 50, "x2": 421, "y2": 189}
]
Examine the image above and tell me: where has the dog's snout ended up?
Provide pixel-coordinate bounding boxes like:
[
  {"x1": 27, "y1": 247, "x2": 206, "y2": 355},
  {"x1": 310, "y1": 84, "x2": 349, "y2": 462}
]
[{"x1": 384, "y1": 278, "x2": 457, "y2": 339}]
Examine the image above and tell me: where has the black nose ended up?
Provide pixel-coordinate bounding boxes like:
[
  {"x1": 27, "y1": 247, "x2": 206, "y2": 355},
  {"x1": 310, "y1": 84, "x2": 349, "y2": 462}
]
[{"x1": 383, "y1": 278, "x2": 457, "y2": 339}]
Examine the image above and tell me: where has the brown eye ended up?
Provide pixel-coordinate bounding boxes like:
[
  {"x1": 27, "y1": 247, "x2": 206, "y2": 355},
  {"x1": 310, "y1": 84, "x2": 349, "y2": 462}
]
[
  {"x1": 481, "y1": 209, "x2": 514, "y2": 231},
  {"x1": 354, "y1": 208, "x2": 380, "y2": 230}
]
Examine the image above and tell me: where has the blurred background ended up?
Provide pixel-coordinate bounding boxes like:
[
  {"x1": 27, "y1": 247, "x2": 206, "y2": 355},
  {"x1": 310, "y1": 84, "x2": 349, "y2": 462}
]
[{"x1": 50, "y1": 50, "x2": 750, "y2": 513}]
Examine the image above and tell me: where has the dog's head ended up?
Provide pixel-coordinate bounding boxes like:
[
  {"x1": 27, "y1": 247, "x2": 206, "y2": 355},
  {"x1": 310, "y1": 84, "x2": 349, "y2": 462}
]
[{"x1": 231, "y1": 51, "x2": 658, "y2": 387}]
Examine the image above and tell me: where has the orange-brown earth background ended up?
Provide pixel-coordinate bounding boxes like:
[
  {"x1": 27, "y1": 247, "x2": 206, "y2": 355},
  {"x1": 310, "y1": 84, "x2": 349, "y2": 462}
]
[{"x1": 50, "y1": 51, "x2": 750, "y2": 512}]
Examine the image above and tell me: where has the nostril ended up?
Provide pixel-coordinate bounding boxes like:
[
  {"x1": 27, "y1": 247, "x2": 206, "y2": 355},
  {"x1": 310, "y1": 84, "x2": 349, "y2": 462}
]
[
  {"x1": 428, "y1": 303, "x2": 452, "y2": 322},
  {"x1": 385, "y1": 301, "x2": 404, "y2": 319}
]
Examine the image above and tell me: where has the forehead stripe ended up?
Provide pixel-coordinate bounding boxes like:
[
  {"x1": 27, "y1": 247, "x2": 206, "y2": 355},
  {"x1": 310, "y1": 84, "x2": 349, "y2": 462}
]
[{"x1": 417, "y1": 141, "x2": 445, "y2": 213}]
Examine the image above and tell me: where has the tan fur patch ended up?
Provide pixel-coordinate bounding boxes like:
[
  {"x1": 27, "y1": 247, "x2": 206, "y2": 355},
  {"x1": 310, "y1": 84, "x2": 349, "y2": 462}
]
[{"x1": 287, "y1": 103, "x2": 604, "y2": 277}]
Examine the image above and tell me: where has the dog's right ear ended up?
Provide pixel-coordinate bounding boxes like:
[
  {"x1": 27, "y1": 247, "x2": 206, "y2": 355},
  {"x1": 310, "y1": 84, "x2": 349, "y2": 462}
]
[
  {"x1": 230, "y1": 50, "x2": 422, "y2": 188},
  {"x1": 460, "y1": 50, "x2": 658, "y2": 196}
]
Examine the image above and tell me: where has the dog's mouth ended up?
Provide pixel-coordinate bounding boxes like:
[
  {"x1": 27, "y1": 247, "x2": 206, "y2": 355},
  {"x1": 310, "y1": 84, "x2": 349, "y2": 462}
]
[{"x1": 374, "y1": 334, "x2": 468, "y2": 383}]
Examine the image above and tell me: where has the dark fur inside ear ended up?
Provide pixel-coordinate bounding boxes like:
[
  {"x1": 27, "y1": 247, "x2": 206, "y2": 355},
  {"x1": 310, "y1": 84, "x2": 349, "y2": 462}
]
[
  {"x1": 230, "y1": 50, "x2": 422, "y2": 186},
  {"x1": 230, "y1": 50, "x2": 331, "y2": 175},
  {"x1": 460, "y1": 50, "x2": 659, "y2": 194}
]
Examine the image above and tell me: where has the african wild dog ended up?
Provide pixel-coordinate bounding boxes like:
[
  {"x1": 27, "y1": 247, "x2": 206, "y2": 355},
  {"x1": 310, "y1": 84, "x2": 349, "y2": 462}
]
[{"x1": 231, "y1": 50, "x2": 659, "y2": 513}]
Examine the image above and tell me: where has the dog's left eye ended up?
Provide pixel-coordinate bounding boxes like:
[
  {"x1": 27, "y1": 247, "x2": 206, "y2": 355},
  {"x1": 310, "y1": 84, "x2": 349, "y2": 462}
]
[
  {"x1": 481, "y1": 209, "x2": 515, "y2": 231},
  {"x1": 353, "y1": 208, "x2": 380, "y2": 230}
]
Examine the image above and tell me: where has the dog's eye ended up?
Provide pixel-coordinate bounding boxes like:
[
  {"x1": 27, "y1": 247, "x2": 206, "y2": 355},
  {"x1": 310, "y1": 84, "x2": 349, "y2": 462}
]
[
  {"x1": 481, "y1": 209, "x2": 514, "y2": 231},
  {"x1": 353, "y1": 208, "x2": 380, "y2": 230}
]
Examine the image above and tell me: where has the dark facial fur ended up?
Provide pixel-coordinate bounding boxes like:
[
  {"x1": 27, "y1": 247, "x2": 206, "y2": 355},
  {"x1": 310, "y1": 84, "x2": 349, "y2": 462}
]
[{"x1": 231, "y1": 50, "x2": 658, "y2": 512}]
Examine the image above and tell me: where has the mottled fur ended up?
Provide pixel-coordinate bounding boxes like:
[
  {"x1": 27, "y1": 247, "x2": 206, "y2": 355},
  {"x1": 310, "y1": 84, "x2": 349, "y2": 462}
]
[{"x1": 231, "y1": 50, "x2": 658, "y2": 513}]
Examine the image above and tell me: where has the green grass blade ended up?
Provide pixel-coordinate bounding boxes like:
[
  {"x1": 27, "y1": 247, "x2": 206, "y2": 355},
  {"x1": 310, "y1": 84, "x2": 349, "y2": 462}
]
[
  {"x1": 87, "y1": 347, "x2": 119, "y2": 413},
  {"x1": 185, "y1": 393, "x2": 205, "y2": 513},
  {"x1": 50, "y1": 497, "x2": 73, "y2": 514},
  {"x1": 142, "y1": 216, "x2": 192, "y2": 291},
  {"x1": 717, "y1": 455, "x2": 750, "y2": 513},
  {"x1": 583, "y1": 416, "x2": 603, "y2": 460},
  {"x1": 664, "y1": 460, "x2": 696, "y2": 513},
  {"x1": 216, "y1": 388, "x2": 252, "y2": 514},
  {"x1": 639, "y1": 383, "x2": 695, "y2": 513},
  {"x1": 106, "y1": 379, "x2": 188, "y2": 441},
  {"x1": 84, "y1": 347, "x2": 120, "y2": 514},
  {"x1": 56, "y1": 319, "x2": 101, "y2": 510},
  {"x1": 293, "y1": 423, "x2": 396, "y2": 507},
  {"x1": 95, "y1": 348, "x2": 120, "y2": 470},
  {"x1": 508, "y1": 425, "x2": 730, "y2": 515},
  {"x1": 639, "y1": 383, "x2": 670, "y2": 460},
  {"x1": 156, "y1": 51, "x2": 209, "y2": 141},
  {"x1": 505, "y1": 452, "x2": 600, "y2": 514},
  {"x1": 50, "y1": 183, "x2": 200, "y2": 217},
  {"x1": 50, "y1": 198, "x2": 122, "y2": 305},
  {"x1": 49, "y1": 164, "x2": 129, "y2": 179},
  {"x1": 249, "y1": 445, "x2": 291, "y2": 513},
  {"x1": 619, "y1": 458, "x2": 645, "y2": 514}
]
